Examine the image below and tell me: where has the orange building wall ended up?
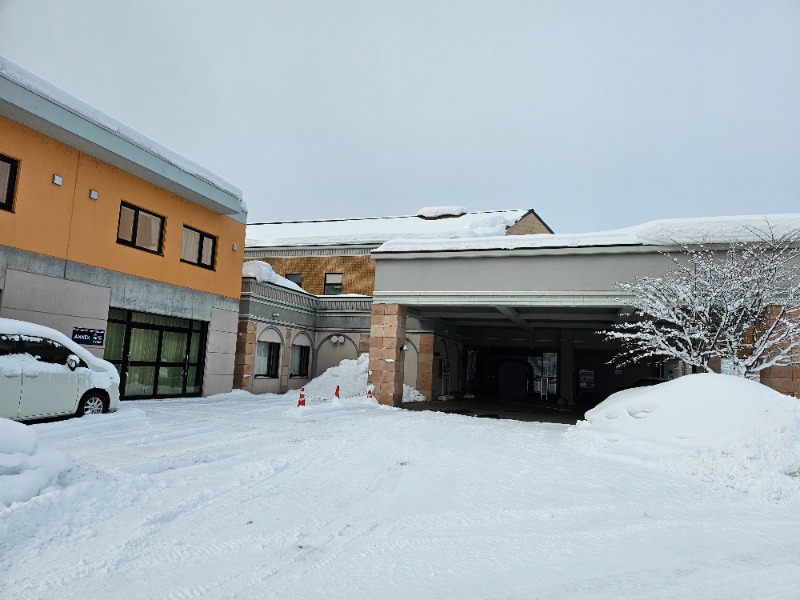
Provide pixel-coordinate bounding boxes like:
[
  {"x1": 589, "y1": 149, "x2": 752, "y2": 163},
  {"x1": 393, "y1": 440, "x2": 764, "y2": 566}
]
[{"x1": 0, "y1": 115, "x2": 245, "y2": 300}]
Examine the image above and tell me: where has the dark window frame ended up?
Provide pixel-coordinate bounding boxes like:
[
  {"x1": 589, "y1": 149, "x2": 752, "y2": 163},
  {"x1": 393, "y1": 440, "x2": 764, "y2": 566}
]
[
  {"x1": 255, "y1": 341, "x2": 281, "y2": 378},
  {"x1": 117, "y1": 201, "x2": 165, "y2": 255},
  {"x1": 285, "y1": 273, "x2": 303, "y2": 287},
  {"x1": 289, "y1": 344, "x2": 310, "y2": 378},
  {"x1": 323, "y1": 272, "x2": 343, "y2": 295},
  {"x1": 180, "y1": 225, "x2": 217, "y2": 270},
  {"x1": 0, "y1": 153, "x2": 20, "y2": 213}
]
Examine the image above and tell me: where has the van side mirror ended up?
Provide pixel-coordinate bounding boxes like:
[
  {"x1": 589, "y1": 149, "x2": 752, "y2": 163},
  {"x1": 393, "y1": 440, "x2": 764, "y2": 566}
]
[{"x1": 67, "y1": 355, "x2": 80, "y2": 371}]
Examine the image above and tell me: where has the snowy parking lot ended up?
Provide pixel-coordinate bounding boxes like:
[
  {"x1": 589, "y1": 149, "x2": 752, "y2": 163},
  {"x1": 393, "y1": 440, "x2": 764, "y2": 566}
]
[{"x1": 3, "y1": 384, "x2": 800, "y2": 599}]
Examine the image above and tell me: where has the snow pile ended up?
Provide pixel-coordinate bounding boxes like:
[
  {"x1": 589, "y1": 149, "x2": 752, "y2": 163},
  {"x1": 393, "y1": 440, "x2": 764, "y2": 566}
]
[
  {"x1": 301, "y1": 353, "x2": 427, "y2": 404},
  {"x1": 416, "y1": 206, "x2": 469, "y2": 219},
  {"x1": 242, "y1": 260, "x2": 307, "y2": 293},
  {"x1": 304, "y1": 354, "x2": 370, "y2": 400},
  {"x1": 0, "y1": 419, "x2": 72, "y2": 507},
  {"x1": 566, "y1": 374, "x2": 800, "y2": 500}
]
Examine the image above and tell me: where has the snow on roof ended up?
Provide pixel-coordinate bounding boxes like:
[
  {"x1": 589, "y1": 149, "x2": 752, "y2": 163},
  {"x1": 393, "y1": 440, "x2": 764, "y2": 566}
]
[
  {"x1": 242, "y1": 260, "x2": 308, "y2": 293},
  {"x1": 374, "y1": 213, "x2": 800, "y2": 254},
  {"x1": 0, "y1": 55, "x2": 244, "y2": 209},
  {"x1": 416, "y1": 206, "x2": 468, "y2": 219},
  {"x1": 246, "y1": 208, "x2": 530, "y2": 247}
]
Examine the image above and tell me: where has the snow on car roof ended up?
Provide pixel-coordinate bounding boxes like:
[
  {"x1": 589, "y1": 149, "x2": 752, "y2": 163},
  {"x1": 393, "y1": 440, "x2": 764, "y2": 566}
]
[
  {"x1": 373, "y1": 213, "x2": 800, "y2": 253},
  {"x1": 0, "y1": 318, "x2": 118, "y2": 379},
  {"x1": 246, "y1": 208, "x2": 531, "y2": 247}
]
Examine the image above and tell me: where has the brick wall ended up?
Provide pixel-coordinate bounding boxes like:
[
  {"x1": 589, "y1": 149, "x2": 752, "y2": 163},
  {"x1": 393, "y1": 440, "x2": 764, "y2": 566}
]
[
  {"x1": 760, "y1": 365, "x2": 800, "y2": 398},
  {"x1": 233, "y1": 320, "x2": 256, "y2": 391},
  {"x1": 506, "y1": 212, "x2": 552, "y2": 235},
  {"x1": 251, "y1": 255, "x2": 375, "y2": 296},
  {"x1": 367, "y1": 304, "x2": 407, "y2": 406}
]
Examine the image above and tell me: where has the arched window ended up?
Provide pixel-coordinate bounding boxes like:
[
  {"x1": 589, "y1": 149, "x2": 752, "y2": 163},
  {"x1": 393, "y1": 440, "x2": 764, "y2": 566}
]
[
  {"x1": 256, "y1": 328, "x2": 282, "y2": 378},
  {"x1": 290, "y1": 333, "x2": 312, "y2": 377}
]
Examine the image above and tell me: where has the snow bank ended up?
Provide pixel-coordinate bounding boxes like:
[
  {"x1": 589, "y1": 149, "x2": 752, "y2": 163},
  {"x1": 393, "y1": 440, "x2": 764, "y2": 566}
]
[
  {"x1": 303, "y1": 354, "x2": 369, "y2": 399},
  {"x1": 0, "y1": 419, "x2": 72, "y2": 506},
  {"x1": 565, "y1": 374, "x2": 800, "y2": 500},
  {"x1": 297, "y1": 353, "x2": 427, "y2": 407},
  {"x1": 242, "y1": 260, "x2": 307, "y2": 293}
]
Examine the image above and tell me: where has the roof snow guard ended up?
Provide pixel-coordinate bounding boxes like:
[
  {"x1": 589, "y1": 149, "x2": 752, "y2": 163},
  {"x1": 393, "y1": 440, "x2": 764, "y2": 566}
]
[{"x1": 0, "y1": 56, "x2": 246, "y2": 222}]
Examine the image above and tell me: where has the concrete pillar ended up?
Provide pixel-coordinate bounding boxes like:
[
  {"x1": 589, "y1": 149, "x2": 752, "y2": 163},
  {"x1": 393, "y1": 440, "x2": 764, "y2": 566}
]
[
  {"x1": 560, "y1": 329, "x2": 574, "y2": 404},
  {"x1": 367, "y1": 304, "x2": 407, "y2": 406},
  {"x1": 233, "y1": 321, "x2": 257, "y2": 391},
  {"x1": 417, "y1": 334, "x2": 435, "y2": 401},
  {"x1": 281, "y1": 327, "x2": 294, "y2": 393}
]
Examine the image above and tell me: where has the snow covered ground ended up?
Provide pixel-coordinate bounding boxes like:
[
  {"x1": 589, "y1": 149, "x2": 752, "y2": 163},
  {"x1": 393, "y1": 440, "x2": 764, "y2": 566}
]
[{"x1": 2, "y1": 377, "x2": 800, "y2": 599}]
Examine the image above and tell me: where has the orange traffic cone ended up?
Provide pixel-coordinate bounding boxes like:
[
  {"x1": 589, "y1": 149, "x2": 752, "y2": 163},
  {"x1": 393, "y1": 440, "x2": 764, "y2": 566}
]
[
  {"x1": 335, "y1": 385, "x2": 340, "y2": 399},
  {"x1": 297, "y1": 387, "x2": 305, "y2": 407}
]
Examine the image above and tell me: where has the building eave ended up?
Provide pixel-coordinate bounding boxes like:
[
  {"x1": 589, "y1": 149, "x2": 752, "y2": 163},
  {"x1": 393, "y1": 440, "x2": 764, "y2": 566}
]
[{"x1": 0, "y1": 72, "x2": 246, "y2": 222}]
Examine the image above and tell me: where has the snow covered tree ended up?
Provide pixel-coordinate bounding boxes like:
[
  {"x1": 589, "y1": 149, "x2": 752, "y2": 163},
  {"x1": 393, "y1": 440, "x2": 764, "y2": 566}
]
[{"x1": 606, "y1": 223, "x2": 800, "y2": 378}]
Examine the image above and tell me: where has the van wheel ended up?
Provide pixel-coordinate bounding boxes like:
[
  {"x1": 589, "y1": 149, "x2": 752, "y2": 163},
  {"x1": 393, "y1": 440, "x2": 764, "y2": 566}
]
[{"x1": 77, "y1": 392, "x2": 107, "y2": 416}]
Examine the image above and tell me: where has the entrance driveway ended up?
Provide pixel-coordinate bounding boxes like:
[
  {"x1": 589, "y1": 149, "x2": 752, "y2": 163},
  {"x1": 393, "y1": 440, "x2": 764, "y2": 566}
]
[{"x1": 402, "y1": 397, "x2": 580, "y2": 423}]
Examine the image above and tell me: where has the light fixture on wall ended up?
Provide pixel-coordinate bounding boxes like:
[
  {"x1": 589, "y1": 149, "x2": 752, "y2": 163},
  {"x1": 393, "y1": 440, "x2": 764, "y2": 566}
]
[
  {"x1": 331, "y1": 335, "x2": 346, "y2": 344},
  {"x1": 272, "y1": 312, "x2": 279, "y2": 319},
  {"x1": 89, "y1": 189, "x2": 99, "y2": 200},
  {"x1": 52, "y1": 174, "x2": 63, "y2": 186},
  {"x1": 232, "y1": 243, "x2": 238, "y2": 251}
]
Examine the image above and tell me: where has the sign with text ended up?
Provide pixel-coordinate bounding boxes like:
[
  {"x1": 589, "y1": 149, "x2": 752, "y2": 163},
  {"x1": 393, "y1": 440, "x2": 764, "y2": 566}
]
[{"x1": 72, "y1": 327, "x2": 105, "y2": 346}]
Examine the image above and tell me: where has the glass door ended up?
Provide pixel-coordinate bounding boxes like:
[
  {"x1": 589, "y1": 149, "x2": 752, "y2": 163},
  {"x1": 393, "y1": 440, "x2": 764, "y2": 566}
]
[
  {"x1": 528, "y1": 351, "x2": 558, "y2": 402},
  {"x1": 104, "y1": 309, "x2": 206, "y2": 399}
]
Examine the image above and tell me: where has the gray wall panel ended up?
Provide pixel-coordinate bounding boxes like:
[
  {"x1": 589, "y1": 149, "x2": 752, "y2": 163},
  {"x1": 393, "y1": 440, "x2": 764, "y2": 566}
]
[{"x1": 374, "y1": 251, "x2": 675, "y2": 294}]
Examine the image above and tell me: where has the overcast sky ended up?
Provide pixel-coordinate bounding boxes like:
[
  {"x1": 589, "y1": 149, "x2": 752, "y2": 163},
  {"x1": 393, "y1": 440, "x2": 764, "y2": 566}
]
[{"x1": 1, "y1": 0, "x2": 798, "y2": 232}]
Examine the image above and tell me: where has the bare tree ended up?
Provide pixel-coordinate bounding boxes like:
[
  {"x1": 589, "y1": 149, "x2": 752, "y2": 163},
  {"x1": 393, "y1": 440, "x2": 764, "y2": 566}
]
[{"x1": 606, "y1": 223, "x2": 800, "y2": 378}]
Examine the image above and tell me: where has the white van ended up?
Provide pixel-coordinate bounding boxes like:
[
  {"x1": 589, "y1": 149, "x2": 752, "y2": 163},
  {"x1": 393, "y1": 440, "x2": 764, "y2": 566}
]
[{"x1": 0, "y1": 318, "x2": 120, "y2": 421}]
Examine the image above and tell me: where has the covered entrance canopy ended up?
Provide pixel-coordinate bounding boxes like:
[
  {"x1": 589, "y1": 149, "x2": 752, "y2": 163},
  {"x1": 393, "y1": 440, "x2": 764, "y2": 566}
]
[{"x1": 366, "y1": 234, "x2": 685, "y2": 409}]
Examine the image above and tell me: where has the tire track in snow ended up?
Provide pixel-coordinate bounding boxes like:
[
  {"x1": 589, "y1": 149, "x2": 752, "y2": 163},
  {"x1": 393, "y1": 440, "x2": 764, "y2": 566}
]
[
  {"x1": 84, "y1": 431, "x2": 353, "y2": 594},
  {"x1": 224, "y1": 428, "x2": 416, "y2": 598}
]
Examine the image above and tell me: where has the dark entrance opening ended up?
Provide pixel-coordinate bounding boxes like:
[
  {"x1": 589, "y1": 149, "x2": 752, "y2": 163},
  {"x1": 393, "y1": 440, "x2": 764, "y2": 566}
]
[
  {"x1": 466, "y1": 346, "x2": 560, "y2": 404},
  {"x1": 573, "y1": 349, "x2": 662, "y2": 413}
]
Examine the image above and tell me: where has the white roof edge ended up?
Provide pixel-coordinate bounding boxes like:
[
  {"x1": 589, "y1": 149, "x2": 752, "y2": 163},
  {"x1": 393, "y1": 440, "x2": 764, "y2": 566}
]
[
  {"x1": 0, "y1": 55, "x2": 245, "y2": 216},
  {"x1": 372, "y1": 213, "x2": 800, "y2": 255},
  {"x1": 247, "y1": 208, "x2": 529, "y2": 227},
  {"x1": 245, "y1": 208, "x2": 533, "y2": 248}
]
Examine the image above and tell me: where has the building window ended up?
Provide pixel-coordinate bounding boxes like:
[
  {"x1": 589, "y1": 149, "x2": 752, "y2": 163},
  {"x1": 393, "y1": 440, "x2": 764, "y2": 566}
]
[
  {"x1": 290, "y1": 344, "x2": 310, "y2": 377},
  {"x1": 285, "y1": 273, "x2": 303, "y2": 287},
  {"x1": 0, "y1": 153, "x2": 19, "y2": 212},
  {"x1": 181, "y1": 226, "x2": 216, "y2": 269},
  {"x1": 117, "y1": 202, "x2": 164, "y2": 254},
  {"x1": 323, "y1": 273, "x2": 343, "y2": 295},
  {"x1": 256, "y1": 341, "x2": 281, "y2": 377}
]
